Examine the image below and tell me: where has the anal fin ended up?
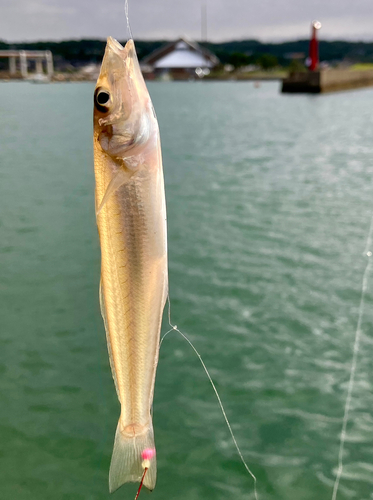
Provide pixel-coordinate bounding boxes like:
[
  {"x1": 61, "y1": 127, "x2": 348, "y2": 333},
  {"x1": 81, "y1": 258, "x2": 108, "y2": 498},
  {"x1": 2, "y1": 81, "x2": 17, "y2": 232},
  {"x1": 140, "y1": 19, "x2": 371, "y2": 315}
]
[{"x1": 99, "y1": 280, "x2": 121, "y2": 401}]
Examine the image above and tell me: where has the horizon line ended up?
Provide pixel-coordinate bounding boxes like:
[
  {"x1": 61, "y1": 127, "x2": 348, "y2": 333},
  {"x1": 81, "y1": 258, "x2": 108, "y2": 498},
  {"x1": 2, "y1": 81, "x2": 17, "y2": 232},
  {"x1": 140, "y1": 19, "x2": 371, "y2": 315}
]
[{"x1": 2, "y1": 36, "x2": 373, "y2": 45}]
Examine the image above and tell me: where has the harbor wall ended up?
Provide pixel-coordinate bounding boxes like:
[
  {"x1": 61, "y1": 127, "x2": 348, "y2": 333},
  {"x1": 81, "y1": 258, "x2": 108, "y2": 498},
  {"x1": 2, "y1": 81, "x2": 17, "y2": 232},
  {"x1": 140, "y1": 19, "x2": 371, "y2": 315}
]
[
  {"x1": 282, "y1": 69, "x2": 373, "y2": 93},
  {"x1": 321, "y1": 69, "x2": 373, "y2": 92}
]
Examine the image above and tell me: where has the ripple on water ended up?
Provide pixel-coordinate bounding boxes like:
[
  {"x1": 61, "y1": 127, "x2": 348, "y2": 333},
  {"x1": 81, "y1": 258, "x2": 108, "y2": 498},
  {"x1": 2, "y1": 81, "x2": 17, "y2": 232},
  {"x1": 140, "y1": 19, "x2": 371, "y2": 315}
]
[{"x1": 1, "y1": 81, "x2": 373, "y2": 500}]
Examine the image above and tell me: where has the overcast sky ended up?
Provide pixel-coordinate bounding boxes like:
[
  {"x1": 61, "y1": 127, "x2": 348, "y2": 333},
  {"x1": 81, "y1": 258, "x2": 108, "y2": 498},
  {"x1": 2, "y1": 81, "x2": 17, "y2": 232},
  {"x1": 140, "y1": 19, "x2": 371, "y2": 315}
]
[{"x1": 1, "y1": 0, "x2": 373, "y2": 42}]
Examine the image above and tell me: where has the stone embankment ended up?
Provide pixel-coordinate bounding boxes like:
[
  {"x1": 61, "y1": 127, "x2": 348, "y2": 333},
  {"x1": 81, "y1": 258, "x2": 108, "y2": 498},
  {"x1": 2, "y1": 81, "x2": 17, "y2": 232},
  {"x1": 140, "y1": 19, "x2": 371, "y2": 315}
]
[{"x1": 282, "y1": 69, "x2": 373, "y2": 93}]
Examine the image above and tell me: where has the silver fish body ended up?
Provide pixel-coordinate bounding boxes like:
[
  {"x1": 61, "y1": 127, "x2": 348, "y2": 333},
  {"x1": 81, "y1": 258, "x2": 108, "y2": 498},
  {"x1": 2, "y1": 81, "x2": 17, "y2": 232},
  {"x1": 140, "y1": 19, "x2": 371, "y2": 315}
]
[{"x1": 93, "y1": 37, "x2": 167, "y2": 493}]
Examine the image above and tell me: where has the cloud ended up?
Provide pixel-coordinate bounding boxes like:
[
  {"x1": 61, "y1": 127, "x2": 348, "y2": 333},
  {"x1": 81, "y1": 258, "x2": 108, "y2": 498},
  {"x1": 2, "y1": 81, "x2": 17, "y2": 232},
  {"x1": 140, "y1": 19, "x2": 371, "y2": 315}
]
[
  {"x1": 0, "y1": 0, "x2": 372, "y2": 42},
  {"x1": 2, "y1": 0, "x2": 75, "y2": 16},
  {"x1": 239, "y1": 16, "x2": 373, "y2": 43}
]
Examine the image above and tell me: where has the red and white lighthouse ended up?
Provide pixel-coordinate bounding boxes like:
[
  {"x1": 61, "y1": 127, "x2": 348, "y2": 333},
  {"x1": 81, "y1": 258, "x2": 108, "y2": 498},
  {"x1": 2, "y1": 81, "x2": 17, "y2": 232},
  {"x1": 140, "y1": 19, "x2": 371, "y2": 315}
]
[{"x1": 309, "y1": 20, "x2": 321, "y2": 71}]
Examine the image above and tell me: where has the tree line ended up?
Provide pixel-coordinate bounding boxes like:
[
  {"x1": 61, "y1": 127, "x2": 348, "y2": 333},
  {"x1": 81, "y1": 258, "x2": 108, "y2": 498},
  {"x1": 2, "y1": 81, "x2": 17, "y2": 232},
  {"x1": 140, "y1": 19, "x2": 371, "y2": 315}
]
[{"x1": 1, "y1": 38, "x2": 373, "y2": 70}]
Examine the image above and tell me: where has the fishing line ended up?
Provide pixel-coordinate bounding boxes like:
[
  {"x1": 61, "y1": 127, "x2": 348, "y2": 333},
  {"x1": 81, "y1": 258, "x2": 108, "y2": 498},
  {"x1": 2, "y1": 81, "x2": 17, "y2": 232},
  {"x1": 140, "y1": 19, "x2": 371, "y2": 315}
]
[
  {"x1": 331, "y1": 212, "x2": 373, "y2": 500},
  {"x1": 124, "y1": 0, "x2": 133, "y2": 40},
  {"x1": 161, "y1": 296, "x2": 259, "y2": 500}
]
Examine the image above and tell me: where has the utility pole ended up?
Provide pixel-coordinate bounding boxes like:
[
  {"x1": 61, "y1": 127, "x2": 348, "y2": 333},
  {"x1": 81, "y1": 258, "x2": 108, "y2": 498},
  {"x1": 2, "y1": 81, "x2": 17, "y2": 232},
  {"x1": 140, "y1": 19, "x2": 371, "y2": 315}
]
[{"x1": 201, "y1": 4, "x2": 207, "y2": 42}]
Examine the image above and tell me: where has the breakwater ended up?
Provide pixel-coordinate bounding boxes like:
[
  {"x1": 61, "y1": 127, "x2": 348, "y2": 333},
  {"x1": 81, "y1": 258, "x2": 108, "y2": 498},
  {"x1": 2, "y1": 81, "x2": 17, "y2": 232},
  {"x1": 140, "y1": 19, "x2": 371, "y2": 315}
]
[{"x1": 282, "y1": 69, "x2": 373, "y2": 93}]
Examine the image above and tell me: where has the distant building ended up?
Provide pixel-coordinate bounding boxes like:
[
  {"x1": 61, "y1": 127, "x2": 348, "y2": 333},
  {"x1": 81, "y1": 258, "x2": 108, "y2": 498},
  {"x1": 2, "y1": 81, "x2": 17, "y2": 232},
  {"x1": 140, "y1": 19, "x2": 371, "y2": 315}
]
[{"x1": 141, "y1": 38, "x2": 219, "y2": 80}]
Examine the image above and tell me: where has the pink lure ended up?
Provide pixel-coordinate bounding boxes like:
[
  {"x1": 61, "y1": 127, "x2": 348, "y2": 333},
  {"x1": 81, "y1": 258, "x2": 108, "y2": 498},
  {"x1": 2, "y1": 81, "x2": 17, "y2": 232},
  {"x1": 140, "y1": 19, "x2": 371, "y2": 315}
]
[{"x1": 141, "y1": 448, "x2": 155, "y2": 461}]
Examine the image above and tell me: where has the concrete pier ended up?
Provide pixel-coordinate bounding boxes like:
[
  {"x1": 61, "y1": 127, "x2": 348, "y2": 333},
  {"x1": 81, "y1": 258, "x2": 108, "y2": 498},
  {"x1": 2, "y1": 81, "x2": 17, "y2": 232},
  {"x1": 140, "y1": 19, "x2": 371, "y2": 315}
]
[
  {"x1": 9, "y1": 56, "x2": 16, "y2": 75},
  {"x1": 0, "y1": 50, "x2": 54, "y2": 79},
  {"x1": 282, "y1": 69, "x2": 373, "y2": 93},
  {"x1": 19, "y1": 51, "x2": 28, "y2": 78},
  {"x1": 45, "y1": 51, "x2": 54, "y2": 76},
  {"x1": 35, "y1": 58, "x2": 43, "y2": 75}
]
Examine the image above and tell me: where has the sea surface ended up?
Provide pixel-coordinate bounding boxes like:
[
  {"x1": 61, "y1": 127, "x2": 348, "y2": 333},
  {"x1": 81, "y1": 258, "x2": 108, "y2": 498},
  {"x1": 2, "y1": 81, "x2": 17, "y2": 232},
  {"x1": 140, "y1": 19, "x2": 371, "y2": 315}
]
[{"x1": 1, "y1": 80, "x2": 373, "y2": 500}]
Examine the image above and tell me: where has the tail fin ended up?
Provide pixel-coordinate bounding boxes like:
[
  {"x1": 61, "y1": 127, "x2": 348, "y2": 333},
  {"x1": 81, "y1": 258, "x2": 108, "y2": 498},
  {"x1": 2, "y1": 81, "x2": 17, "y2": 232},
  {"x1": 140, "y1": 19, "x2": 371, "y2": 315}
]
[{"x1": 109, "y1": 420, "x2": 157, "y2": 493}]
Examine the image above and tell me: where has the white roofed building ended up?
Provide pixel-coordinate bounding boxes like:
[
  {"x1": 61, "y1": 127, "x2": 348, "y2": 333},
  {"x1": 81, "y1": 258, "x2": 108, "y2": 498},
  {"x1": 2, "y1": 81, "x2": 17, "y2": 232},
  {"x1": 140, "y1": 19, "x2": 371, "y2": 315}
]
[{"x1": 141, "y1": 38, "x2": 219, "y2": 80}]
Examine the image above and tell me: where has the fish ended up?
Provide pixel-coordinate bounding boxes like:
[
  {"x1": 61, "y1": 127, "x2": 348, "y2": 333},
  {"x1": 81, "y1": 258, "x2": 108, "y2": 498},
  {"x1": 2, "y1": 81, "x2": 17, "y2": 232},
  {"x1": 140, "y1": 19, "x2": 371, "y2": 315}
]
[{"x1": 93, "y1": 37, "x2": 168, "y2": 493}]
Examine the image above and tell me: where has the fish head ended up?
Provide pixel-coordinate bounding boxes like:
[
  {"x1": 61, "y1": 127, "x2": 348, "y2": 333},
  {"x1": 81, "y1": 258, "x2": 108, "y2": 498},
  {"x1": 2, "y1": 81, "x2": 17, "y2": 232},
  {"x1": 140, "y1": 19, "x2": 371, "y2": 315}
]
[{"x1": 94, "y1": 37, "x2": 156, "y2": 162}]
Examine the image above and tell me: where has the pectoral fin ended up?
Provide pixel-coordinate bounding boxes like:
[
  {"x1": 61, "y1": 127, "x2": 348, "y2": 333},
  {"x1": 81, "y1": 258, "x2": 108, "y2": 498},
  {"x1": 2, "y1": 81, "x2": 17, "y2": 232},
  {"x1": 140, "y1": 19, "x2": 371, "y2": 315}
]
[{"x1": 96, "y1": 167, "x2": 132, "y2": 217}]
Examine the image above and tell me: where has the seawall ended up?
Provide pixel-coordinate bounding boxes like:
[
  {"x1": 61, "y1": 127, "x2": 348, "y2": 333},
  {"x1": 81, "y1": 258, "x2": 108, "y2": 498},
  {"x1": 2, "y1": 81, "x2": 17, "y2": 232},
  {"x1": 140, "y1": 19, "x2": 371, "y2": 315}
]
[{"x1": 282, "y1": 69, "x2": 373, "y2": 93}]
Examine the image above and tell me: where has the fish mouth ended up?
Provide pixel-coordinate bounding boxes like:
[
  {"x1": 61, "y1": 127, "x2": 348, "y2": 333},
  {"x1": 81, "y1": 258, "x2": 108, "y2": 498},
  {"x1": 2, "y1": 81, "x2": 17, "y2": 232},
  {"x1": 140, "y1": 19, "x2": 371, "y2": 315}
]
[{"x1": 106, "y1": 36, "x2": 134, "y2": 57}]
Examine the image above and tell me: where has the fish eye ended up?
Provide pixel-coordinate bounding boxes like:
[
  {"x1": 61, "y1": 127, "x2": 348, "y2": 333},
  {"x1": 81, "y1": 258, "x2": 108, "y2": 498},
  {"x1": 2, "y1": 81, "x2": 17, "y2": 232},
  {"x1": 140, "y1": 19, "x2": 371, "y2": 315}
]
[{"x1": 94, "y1": 88, "x2": 111, "y2": 113}]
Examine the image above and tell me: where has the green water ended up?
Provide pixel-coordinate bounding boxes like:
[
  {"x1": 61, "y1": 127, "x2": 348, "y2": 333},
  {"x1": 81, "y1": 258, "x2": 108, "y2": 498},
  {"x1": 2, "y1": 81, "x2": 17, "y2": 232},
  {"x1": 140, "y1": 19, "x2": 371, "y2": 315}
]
[{"x1": 1, "y1": 81, "x2": 373, "y2": 500}]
